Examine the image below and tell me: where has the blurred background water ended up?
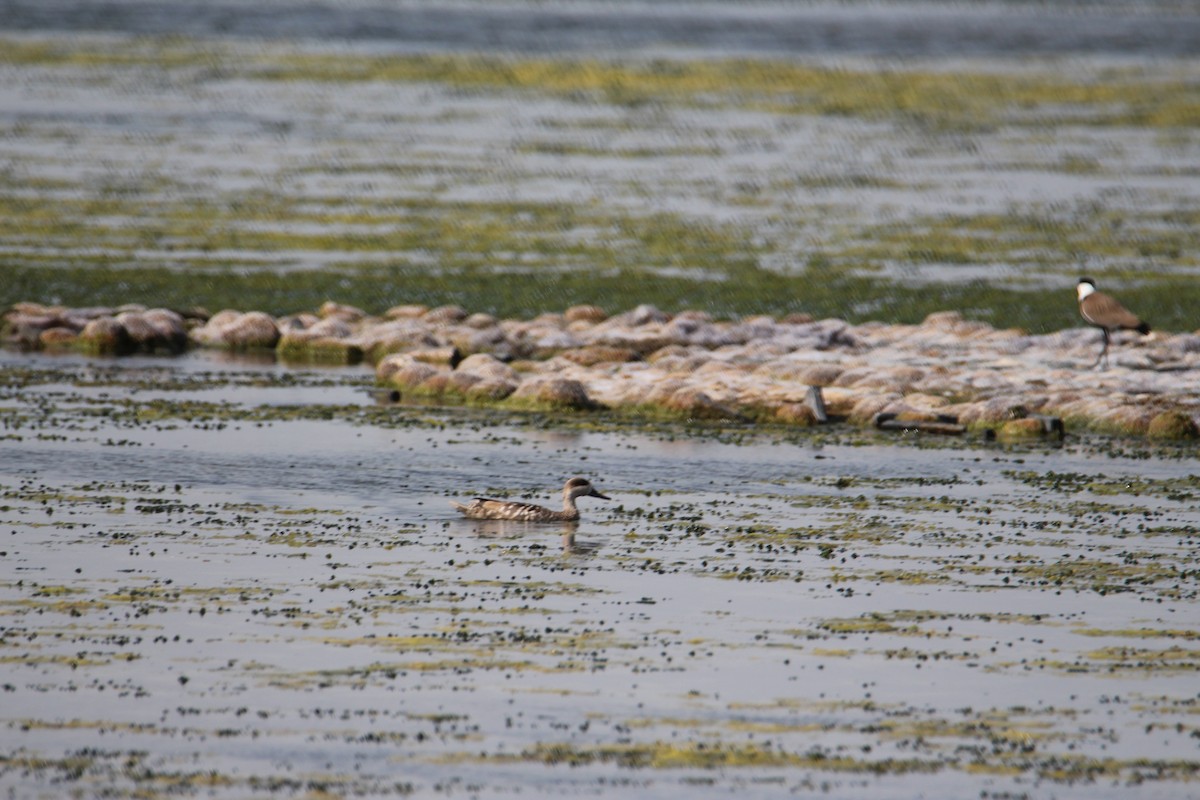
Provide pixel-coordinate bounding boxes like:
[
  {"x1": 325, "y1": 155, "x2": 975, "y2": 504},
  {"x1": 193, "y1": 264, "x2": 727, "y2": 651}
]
[{"x1": 4, "y1": 0, "x2": 1198, "y2": 58}]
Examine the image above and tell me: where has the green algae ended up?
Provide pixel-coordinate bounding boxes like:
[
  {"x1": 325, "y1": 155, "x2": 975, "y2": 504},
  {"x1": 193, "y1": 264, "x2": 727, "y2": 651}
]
[
  {"x1": 6, "y1": 224, "x2": 1198, "y2": 334},
  {"x1": 277, "y1": 337, "x2": 365, "y2": 365},
  {"x1": 2, "y1": 38, "x2": 1196, "y2": 130},
  {"x1": 820, "y1": 615, "x2": 900, "y2": 634},
  {"x1": 1004, "y1": 470, "x2": 1200, "y2": 499},
  {"x1": 2, "y1": 40, "x2": 1199, "y2": 333},
  {"x1": 478, "y1": 740, "x2": 939, "y2": 772},
  {"x1": 1074, "y1": 628, "x2": 1200, "y2": 640},
  {"x1": 1085, "y1": 646, "x2": 1200, "y2": 670},
  {"x1": 0, "y1": 749, "x2": 415, "y2": 797},
  {"x1": 453, "y1": 739, "x2": 1200, "y2": 785}
]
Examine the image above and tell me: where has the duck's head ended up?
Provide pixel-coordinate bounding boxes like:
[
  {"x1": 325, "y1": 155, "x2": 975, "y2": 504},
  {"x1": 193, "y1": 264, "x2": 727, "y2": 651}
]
[{"x1": 565, "y1": 477, "x2": 610, "y2": 501}]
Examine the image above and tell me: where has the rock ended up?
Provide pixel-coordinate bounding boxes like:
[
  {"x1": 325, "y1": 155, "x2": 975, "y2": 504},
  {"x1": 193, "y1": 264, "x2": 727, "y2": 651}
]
[
  {"x1": 385, "y1": 304, "x2": 429, "y2": 320},
  {"x1": 318, "y1": 301, "x2": 366, "y2": 322},
  {"x1": 511, "y1": 377, "x2": 594, "y2": 410},
  {"x1": 303, "y1": 318, "x2": 353, "y2": 340},
  {"x1": 417, "y1": 372, "x2": 455, "y2": 398},
  {"x1": 850, "y1": 366, "x2": 924, "y2": 394},
  {"x1": 8, "y1": 298, "x2": 1200, "y2": 442},
  {"x1": 3, "y1": 309, "x2": 72, "y2": 347},
  {"x1": 8, "y1": 302, "x2": 58, "y2": 316},
  {"x1": 118, "y1": 310, "x2": 187, "y2": 353},
  {"x1": 423, "y1": 305, "x2": 468, "y2": 325},
  {"x1": 660, "y1": 387, "x2": 742, "y2": 421},
  {"x1": 995, "y1": 418, "x2": 1047, "y2": 440},
  {"x1": 451, "y1": 326, "x2": 508, "y2": 356},
  {"x1": 781, "y1": 312, "x2": 815, "y2": 325},
  {"x1": 191, "y1": 310, "x2": 280, "y2": 349},
  {"x1": 624, "y1": 304, "x2": 671, "y2": 326},
  {"x1": 39, "y1": 327, "x2": 79, "y2": 348},
  {"x1": 816, "y1": 387, "x2": 860, "y2": 419},
  {"x1": 410, "y1": 346, "x2": 462, "y2": 367},
  {"x1": 465, "y1": 379, "x2": 517, "y2": 402},
  {"x1": 646, "y1": 345, "x2": 691, "y2": 364},
  {"x1": 357, "y1": 322, "x2": 439, "y2": 361},
  {"x1": 375, "y1": 353, "x2": 412, "y2": 382},
  {"x1": 79, "y1": 317, "x2": 131, "y2": 354},
  {"x1": 848, "y1": 393, "x2": 901, "y2": 426},
  {"x1": 528, "y1": 329, "x2": 584, "y2": 357},
  {"x1": 564, "y1": 305, "x2": 607, "y2": 324},
  {"x1": 447, "y1": 371, "x2": 483, "y2": 395},
  {"x1": 116, "y1": 311, "x2": 165, "y2": 352},
  {"x1": 798, "y1": 364, "x2": 844, "y2": 386},
  {"x1": 456, "y1": 353, "x2": 518, "y2": 383},
  {"x1": 879, "y1": 402, "x2": 945, "y2": 424},
  {"x1": 278, "y1": 318, "x2": 363, "y2": 363},
  {"x1": 277, "y1": 313, "x2": 320, "y2": 332},
  {"x1": 1147, "y1": 410, "x2": 1199, "y2": 440},
  {"x1": 1096, "y1": 404, "x2": 1154, "y2": 437},
  {"x1": 559, "y1": 346, "x2": 640, "y2": 366},
  {"x1": 775, "y1": 402, "x2": 819, "y2": 426},
  {"x1": 972, "y1": 398, "x2": 1030, "y2": 424},
  {"x1": 921, "y1": 310, "x2": 966, "y2": 330},
  {"x1": 380, "y1": 357, "x2": 439, "y2": 390},
  {"x1": 277, "y1": 336, "x2": 364, "y2": 364},
  {"x1": 902, "y1": 392, "x2": 951, "y2": 410},
  {"x1": 464, "y1": 312, "x2": 499, "y2": 329}
]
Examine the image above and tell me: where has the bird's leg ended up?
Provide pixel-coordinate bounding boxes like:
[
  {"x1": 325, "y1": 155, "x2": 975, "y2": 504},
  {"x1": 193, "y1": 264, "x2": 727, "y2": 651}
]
[{"x1": 1090, "y1": 328, "x2": 1110, "y2": 369}]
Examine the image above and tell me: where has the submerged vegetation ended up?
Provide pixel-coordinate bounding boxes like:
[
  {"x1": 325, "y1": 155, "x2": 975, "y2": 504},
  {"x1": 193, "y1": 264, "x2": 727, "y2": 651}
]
[
  {"x1": 2, "y1": 183, "x2": 1197, "y2": 331},
  {"x1": 1, "y1": 35, "x2": 1197, "y2": 331},
  {"x1": 2, "y1": 38, "x2": 1197, "y2": 128},
  {"x1": 13, "y1": 260, "x2": 1200, "y2": 333},
  {"x1": 2, "y1": 352, "x2": 1200, "y2": 796}
]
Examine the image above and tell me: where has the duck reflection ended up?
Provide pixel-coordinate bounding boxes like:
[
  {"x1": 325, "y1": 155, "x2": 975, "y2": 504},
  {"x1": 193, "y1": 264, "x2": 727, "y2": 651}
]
[{"x1": 456, "y1": 518, "x2": 601, "y2": 556}]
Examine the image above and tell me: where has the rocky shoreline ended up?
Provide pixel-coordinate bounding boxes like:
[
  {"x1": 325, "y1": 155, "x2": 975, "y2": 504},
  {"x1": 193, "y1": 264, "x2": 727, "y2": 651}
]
[{"x1": 5, "y1": 301, "x2": 1199, "y2": 440}]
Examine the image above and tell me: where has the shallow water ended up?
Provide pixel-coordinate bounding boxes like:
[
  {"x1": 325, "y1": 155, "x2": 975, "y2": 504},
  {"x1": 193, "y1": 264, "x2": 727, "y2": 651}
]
[
  {"x1": 3, "y1": 4, "x2": 1200, "y2": 792},
  {"x1": 3, "y1": 348, "x2": 1199, "y2": 797},
  {"x1": 5, "y1": 0, "x2": 1199, "y2": 58}
]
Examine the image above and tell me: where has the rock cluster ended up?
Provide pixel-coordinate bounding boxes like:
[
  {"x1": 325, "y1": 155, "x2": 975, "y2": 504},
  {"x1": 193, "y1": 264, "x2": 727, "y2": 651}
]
[
  {"x1": 3, "y1": 303, "x2": 192, "y2": 354},
  {"x1": 5, "y1": 300, "x2": 1199, "y2": 439}
]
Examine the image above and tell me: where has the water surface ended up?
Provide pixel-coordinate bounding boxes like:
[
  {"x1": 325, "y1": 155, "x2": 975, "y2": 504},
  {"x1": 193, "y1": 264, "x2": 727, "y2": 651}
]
[{"x1": 3, "y1": 349, "x2": 1199, "y2": 797}]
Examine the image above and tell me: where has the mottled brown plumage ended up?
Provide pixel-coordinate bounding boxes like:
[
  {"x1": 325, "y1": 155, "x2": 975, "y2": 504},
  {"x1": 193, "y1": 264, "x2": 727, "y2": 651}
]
[
  {"x1": 1077, "y1": 278, "x2": 1150, "y2": 368},
  {"x1": 451, "y1": 477, "x2": 610, "y2": 522}
]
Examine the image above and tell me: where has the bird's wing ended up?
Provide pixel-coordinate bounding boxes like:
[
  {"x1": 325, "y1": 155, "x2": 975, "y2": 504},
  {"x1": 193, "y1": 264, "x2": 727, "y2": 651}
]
[
  {"x1": 1082, "y1": 292, "x2": 1143, "y2": 330},
  {"x1": 460, "y1": 497, "x2": 549, "y2": 518}
]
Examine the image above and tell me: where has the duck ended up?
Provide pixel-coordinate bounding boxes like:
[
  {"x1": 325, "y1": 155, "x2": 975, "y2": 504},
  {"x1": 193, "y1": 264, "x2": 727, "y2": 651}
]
[
  {"x1": 451, "y1": 477, "x2": 610, "y2": 522},
  {"x1": 1076, "y1": 277, "x2": 1150, "y2": 368}
]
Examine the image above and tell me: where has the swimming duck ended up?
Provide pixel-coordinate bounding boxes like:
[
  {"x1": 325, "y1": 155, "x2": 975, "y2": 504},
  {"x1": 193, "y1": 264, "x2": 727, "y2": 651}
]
[{"x1": 451, "y1": 477, "x2": 610, "y2": 522}]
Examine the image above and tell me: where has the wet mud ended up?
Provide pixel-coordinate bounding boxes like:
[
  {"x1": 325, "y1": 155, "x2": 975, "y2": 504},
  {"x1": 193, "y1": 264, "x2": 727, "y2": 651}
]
[{"x1": 2, "y1": 348, "x2": 1199, "y2": 798}]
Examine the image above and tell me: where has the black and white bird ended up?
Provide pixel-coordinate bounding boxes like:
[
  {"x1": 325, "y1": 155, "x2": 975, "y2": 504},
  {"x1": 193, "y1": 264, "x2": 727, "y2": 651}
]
[{"x1": 1076, "y1": 277, "x2": 1150, "y2": 368}]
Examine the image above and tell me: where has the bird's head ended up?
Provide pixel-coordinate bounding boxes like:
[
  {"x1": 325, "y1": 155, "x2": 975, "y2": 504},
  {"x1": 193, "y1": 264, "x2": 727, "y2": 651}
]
[{"x1": 565, "y1": 477, "x2": 610, "y2": 501}]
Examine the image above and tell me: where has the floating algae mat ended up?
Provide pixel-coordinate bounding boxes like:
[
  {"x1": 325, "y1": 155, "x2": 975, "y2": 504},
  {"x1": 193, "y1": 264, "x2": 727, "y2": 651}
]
[
  {"x1": 2, "y1": 348, "x2": 1200, "y2": 798},
  {"x1": 1, "y1": 32, "x2": 1199, "y2": 331}
]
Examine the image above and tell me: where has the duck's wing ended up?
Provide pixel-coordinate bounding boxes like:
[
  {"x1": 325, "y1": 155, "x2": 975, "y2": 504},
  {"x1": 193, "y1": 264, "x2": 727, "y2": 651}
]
[
  {"x1": 454, "y1": 497, "x2": 550, "y2": 520},
  {"x1": 451, "y1": 497, "x2": 495, "y2": 517}
]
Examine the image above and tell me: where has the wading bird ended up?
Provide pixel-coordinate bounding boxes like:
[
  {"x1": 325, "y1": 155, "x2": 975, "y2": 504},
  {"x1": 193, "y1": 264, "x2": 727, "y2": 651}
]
[{"x1": 1076, "y1": 277, "x2": 1150, "y2": 368}]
